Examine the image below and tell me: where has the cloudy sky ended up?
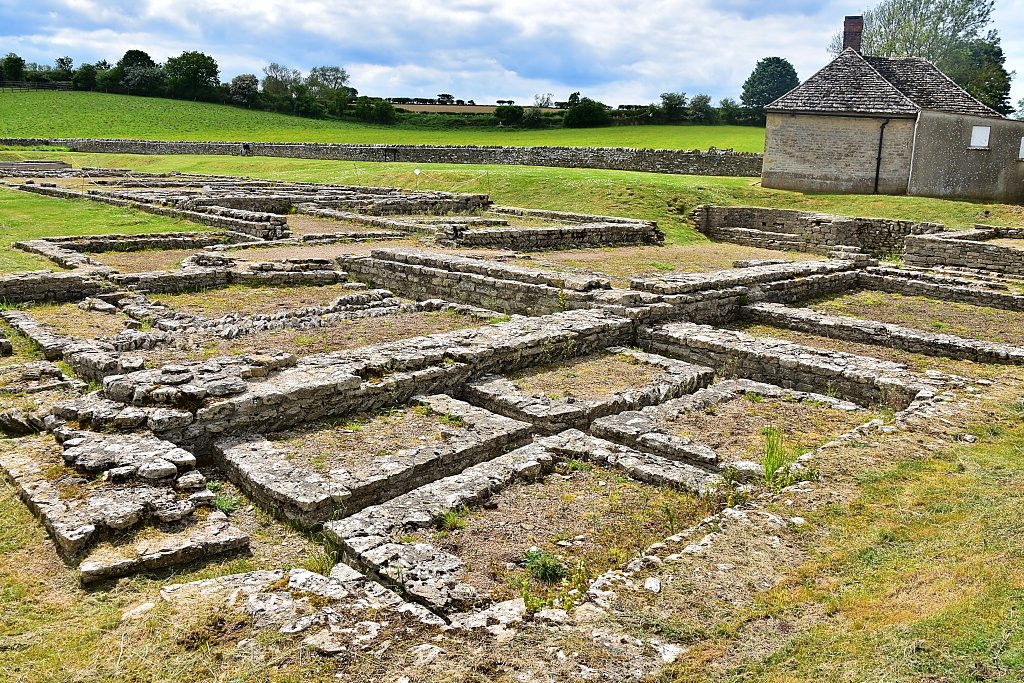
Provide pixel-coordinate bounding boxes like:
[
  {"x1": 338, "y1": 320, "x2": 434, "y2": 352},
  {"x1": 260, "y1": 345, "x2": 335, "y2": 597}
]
[{"x1": 2, "y1": 0, "x2": 1024, "y2": 109}]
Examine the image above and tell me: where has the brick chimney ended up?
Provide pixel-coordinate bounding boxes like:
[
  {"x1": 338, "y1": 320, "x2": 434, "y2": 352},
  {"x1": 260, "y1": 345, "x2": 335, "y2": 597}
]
[{"x1": 843, "y1": 15, "x2": 864, "y2": 53}]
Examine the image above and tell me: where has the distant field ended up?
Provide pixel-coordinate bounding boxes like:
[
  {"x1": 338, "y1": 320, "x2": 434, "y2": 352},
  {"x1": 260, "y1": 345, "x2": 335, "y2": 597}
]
[{"x1": 0, "y1": 91, "x2": 766, "y2": 151}]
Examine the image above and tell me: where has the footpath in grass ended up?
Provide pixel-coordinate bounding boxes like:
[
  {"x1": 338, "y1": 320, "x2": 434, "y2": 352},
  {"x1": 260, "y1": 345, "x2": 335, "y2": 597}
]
[
  {"x1": 0, "y1": 185, "x2": 207, "y2": 272},
  {"x1": 0, "y1": 91, "x2": 767, "y2": 152}
]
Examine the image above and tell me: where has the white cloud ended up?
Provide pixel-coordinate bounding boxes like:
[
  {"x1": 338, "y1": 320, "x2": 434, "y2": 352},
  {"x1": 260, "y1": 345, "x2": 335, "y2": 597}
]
[{"x1": 2, "y1": 0, "x2": 1023, "y2": 109}]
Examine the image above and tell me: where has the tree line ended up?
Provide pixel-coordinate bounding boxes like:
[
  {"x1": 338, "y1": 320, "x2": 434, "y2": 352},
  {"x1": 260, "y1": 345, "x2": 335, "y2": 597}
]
[{"x1": 0, "y1": 49, "x2": 399, "y2": 124}]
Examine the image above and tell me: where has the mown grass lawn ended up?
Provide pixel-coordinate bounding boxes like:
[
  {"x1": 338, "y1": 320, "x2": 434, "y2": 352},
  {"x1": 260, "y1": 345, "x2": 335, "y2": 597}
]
[
  {"x1": 659, "y1": 385, "x2": 1024, "y2": 682},
  {"x1": 0, "y1": 91, "x2": 767, "y2": 151},
  {"x1": 0, "y1": 186, "x2": 206, "y2": 272}
]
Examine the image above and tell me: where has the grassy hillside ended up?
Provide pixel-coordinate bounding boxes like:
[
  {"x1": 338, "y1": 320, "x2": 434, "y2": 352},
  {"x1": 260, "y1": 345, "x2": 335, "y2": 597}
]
[{"x1": 0, "y1": 91, "x2": 766, "y2": 151}]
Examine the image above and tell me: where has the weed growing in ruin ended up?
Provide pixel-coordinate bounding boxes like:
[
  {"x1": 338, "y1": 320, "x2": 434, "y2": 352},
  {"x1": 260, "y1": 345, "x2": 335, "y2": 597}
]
[
  {"x1": 701, "y1": 468, "x2": 749, "y2": 511},
  {"x1": 434, "y1": 506, "x2": 468, "y2": 533},
  {"x1": 761, "y1": 425, "x2": 818, "y2": 491},
  {"x1": 557, "y1": 458, "x2": 592, "y2": 474},
  {"x1": 517, "y1": 578, "x2": 546, "y2": 614},
  {"x1": 412, "y1": 404, "x2": 434, "y2": 417},
  {"x1": 214, "y1": 494, "x2": 240, "y2": 513},
  {"x1": 661, "y1": 503, "x2": 679, "y2": 535},
  {"x1": 206, "y1": 480, "x2": 222, "y2": 492},
  {"x1": 762, "y1": 426, "x2": 788, "y2": 481},
  {"x1": 524, "y1": 549, "x2": 567, "y2": 583},
  {"x1": 438, "y1": 412, "x2": 465, "y2": 428},
  {"x1": 302, "y1": 535, "x2": 340, "y2": 575},
  {"x1": 880, "y1": 249, "x2": 903, "y2": 264},
  {"x1": 743, "y1": 391, "x2": 765, "y2": 403}
]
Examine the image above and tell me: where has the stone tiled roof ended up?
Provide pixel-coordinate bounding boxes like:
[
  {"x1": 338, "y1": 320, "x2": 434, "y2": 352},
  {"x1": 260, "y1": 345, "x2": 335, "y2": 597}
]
[
  {"x1": 864, "y1": 56, "x2": 1001, "y2": 118},
  {"x1": 767, "y1": 48, "x2": 1001, "y2": 119}
]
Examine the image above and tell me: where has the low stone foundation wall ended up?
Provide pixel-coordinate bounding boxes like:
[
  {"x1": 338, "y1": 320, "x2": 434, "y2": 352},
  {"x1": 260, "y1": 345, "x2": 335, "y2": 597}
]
[
  {"x1": 860, "y1": 266, "x2": 1024, "y2": 312},
  {"x1": 742, "y1": 302, "x2": 1024, "y2": 364},
  {"x1": 212, "y1": 395, "x2": 533, "y2": 527},
  {"x1": 640, "y1": 322, "x2": 933, "y2": 409},
  {"x1": 691, "y1": 205, "x2": 945, "y2": 256},
  {"x1": 342, "y1": 249, "x2": 607, "y2": 315},
  {"x1": 0, "y1": 270, "x2": 111, "y2": 304},
  {"x1": 0, "y1": 137, "x2": 764, "y2": 177},
  {"x1": 438, "y1": 221, "x2": 663, "y2": 250},
  {"x1": 904, "y1": 225, "x2": 1024, "y2": 275}
]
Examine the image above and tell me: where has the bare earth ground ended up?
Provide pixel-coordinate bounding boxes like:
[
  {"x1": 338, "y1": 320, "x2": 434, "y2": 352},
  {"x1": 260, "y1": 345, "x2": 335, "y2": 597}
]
[
  {"x1": 25, "y1": 302, "x2": 134, "y2": 340},
  {"x1": 270, "y1": 404, "x2": 466, "y2": 474},
  {"x1": 520, "y1": 243, "x2": 820, "y2": 287},
  {"x1": 150, "y1": 282, "x2": 372, "y2": 318},
  {"x1": 285, "y1": 215, "x2": 396, "y2": 235},
  {"x1": 735, "y1": 322, "x2": 1016, "y2": 381},
  {"x1": 411, "y1": 462, "x2": 714, "y2": 606},
  {"x1": 810, "y1": 290, "x2": 1024, "y2": 346},
  {"x1": 139, "y1": 309, "x2": 483, "y2": 366},
  {"x1": 662, "y1": 393, "x2": 877, "y2": 464},
  {"x1": 90, "y1": 248, "x2": 204, "y2": 272},
  {"x1": 509, "y1": 351, "x2": 665, "y2": 400}
]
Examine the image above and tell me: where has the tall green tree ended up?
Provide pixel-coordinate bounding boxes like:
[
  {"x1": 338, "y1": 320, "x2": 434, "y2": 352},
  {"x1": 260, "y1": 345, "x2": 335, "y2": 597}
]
[
  {"x1": 164, "y1": 51, "x2": 219, "y2": 101},
  {"x1": 740, "y1": 57, "x2": 799, "y2": 119},
  {"x1": 659, "y1": 92, "x2": 688, "y2": 123},
  {"x1": 53, "y1": 56, "x2": 74, "y2": 79},
  {"x1": 1, "y1": 53, "x2": 26, "y2": 81},
  {"x1": 72, "y1": 63, "x2": 98, "y2": 90},
  {"x1": 831, "y1": 0, "x2": 994, "y2": 72},
  {"x1": 944, "y1": 32, "x2": 1014, "y2": 115},
  {"x1": 229, "y1": 74, "x2": 260, "y2": 107},
  {"x1": 687, "y1": 94, "x2": 717, "y2": 124},
  {"x1": 563, "y1": 97, "x2": 610, "y2": 128}
]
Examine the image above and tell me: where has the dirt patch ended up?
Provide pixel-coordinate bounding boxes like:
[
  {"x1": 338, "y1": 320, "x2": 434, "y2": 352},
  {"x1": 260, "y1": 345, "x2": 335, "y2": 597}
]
[
  {"x1": 228, "y1": 239, "x2": 426, "y2": 262},
  {"x1": 411, "y1": 462, "x2": 713, "y2": 606},
  {"x1": 662, "y1": 394, "x2": 874, "y2": 465},
  {"x1": 508, "y1": 351, "x2": 666, "y2": 400},
  {"x1": 90, "y1": 248, "x2": 203, "y2": 273},
  {"x1": 734, "y1": 323, "x2": 1014, "y2": 381},
  {"x1": 519, "y1": 243, "x2": 820, "y2": 287},
  {"x1": 151, "y1": 282, "x2": 363, "y2": 318},
  {"x1": 25, "y1": 302, "x2": 133, "y2": 340},
  {"x1": 810, "y1": 290, "x2": 1024, "y2": 346},
  {"x1": 141, "y1": 310, "x2": 483, "y2": 366},
  {"x1": 270, "y1": 404, "x2": 467, "y2": 474},
  {"x1": 286, "y1": 215, "x2": 397, "y2": 236}
]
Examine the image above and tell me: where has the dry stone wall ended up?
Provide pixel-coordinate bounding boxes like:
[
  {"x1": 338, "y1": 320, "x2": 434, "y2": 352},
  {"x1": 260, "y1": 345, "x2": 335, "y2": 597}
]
[
  {"x1": 743, "y1": 302, "x2": 1024, "y2": 364},
  {"x1": 0, "y1": 137, "x2": 764, "y2": 177},
  {"x1": 640, "y1": 322, "x2": 935, "y2": 409},
  {"x1": 904, "y1": 226, "x2": 1024, "y2": 275},
  {"x1": 692, "y1": 205, "x2": 945, "y2": 256}
]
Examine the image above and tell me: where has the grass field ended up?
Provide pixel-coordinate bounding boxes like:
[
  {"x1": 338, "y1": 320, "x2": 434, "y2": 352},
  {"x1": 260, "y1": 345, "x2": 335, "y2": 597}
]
[
  {"x1": 0, "y1": 186, "x2": 205, "y2": 272},
  {"x1": 0, "y1": 91, "x2": 766, "y2": 151},
  {"x1": 1, "y1": 149, "x2": 1019, "y2": 252}
]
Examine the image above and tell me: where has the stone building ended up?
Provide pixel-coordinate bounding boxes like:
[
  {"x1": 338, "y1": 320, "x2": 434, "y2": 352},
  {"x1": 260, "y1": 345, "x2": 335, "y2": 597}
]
[{"x1": 762, "y1": 16, "x2": 1024, "y2": 203}]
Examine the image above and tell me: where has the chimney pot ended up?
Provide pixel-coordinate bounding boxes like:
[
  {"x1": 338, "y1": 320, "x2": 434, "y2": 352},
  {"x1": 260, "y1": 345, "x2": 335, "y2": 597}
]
[{"x1": 843, "y1": 15, "x2": 864, "y2": 53}]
